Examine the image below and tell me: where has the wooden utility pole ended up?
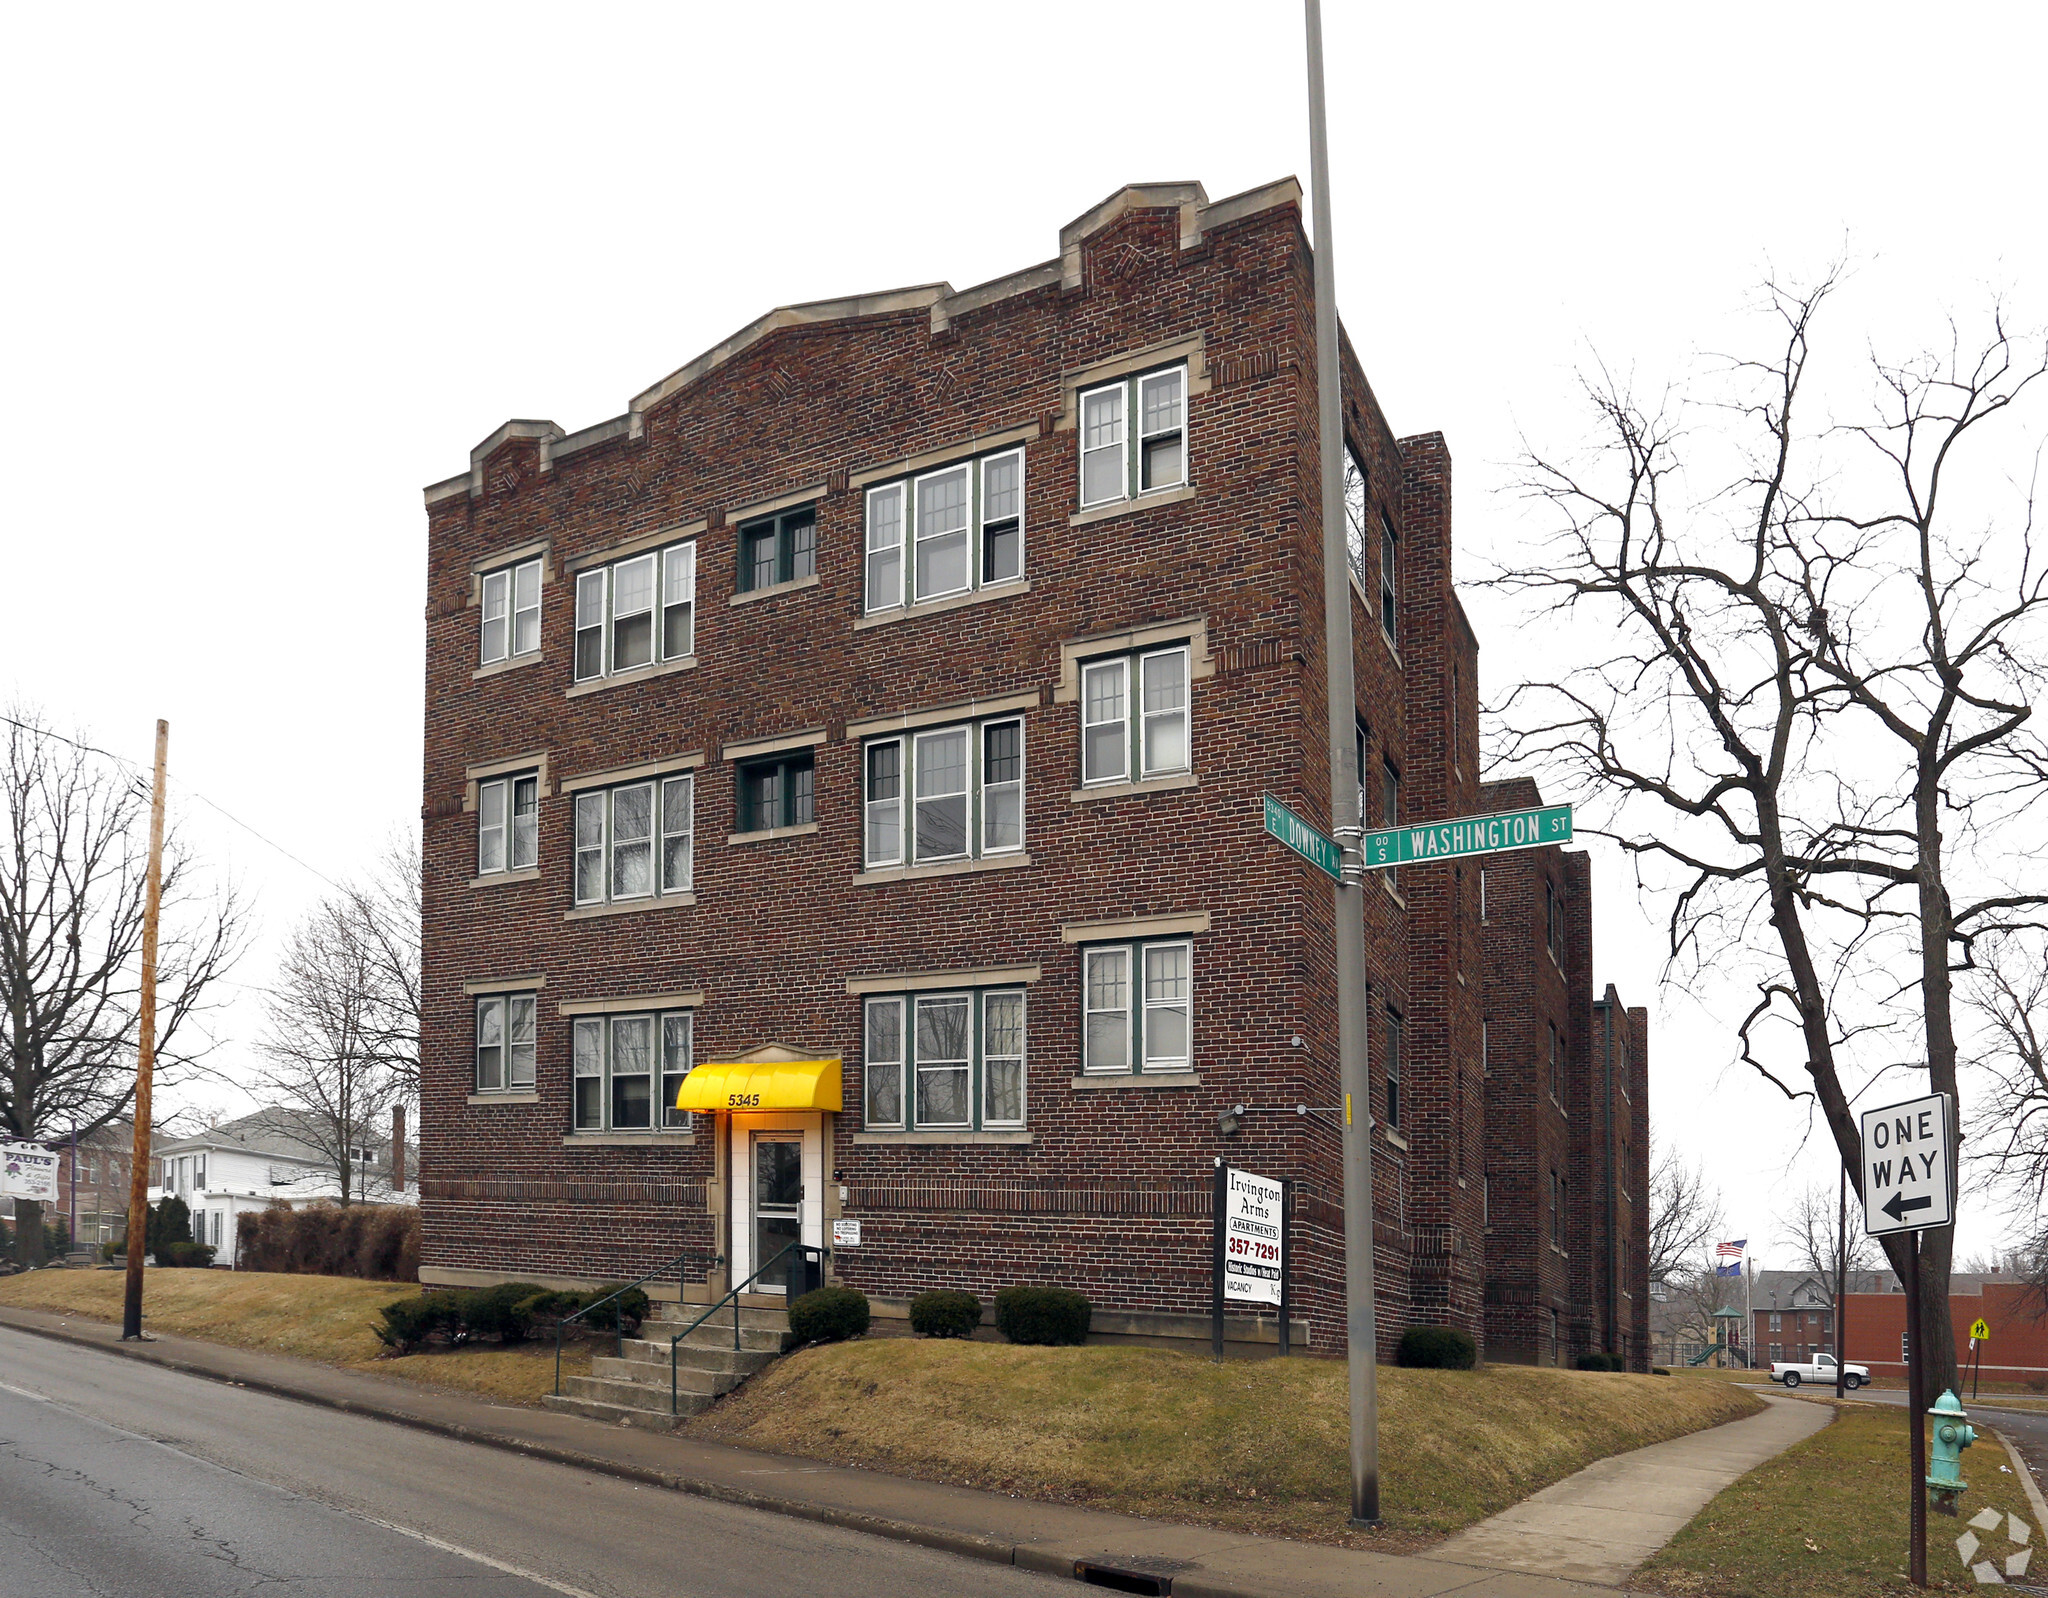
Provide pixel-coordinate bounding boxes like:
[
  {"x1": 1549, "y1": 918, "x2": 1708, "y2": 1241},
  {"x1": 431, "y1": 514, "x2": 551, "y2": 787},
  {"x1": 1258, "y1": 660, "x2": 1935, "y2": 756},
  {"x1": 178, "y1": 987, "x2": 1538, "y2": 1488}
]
[{"x1": 121, "y1": 720, "x2": 168, "y2": 1341}]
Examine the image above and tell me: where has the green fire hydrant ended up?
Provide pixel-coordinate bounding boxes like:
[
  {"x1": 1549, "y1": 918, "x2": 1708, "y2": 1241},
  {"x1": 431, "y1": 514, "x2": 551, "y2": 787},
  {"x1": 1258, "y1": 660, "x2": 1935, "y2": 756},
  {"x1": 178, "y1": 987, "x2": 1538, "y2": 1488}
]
[{"x1": 1926, "y1": 1389, "x2": 1976, "y2": 1515}]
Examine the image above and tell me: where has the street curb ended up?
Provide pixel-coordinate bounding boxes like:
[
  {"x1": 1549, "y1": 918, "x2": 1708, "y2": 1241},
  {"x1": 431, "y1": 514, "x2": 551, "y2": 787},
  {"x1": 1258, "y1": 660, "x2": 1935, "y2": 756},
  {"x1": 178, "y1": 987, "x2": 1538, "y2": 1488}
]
[
  {"x1": 0, "y1": 1313, "x2": 1275, "y2": 1598},
  {"x1": 1996, "y1": 1429, "x2": 2048, "y2": 1531}
]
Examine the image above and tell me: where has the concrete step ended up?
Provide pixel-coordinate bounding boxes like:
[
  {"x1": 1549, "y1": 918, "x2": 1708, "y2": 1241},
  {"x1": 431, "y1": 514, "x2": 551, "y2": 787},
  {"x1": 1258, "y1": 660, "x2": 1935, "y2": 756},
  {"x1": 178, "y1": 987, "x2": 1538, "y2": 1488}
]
[
  {"x1": 589, "y1": 1354, "x2": 749, "y2": 1395},
  {"x1": 560, "y1": 1371, "x2": 734, "y2": 1415},
  {"x1": 603, "y1": 1343, "x2": 776, "y2": 1379},
  {"x1": 620, "y1": 1329, "x2": 789, "y2": 1363},
  {"x1": 540, "y1": 1392, "x2": 713, "y2": 1430},
  {"x1": 642, "y1": 1305, "x2": 791, "y2": 1338}
]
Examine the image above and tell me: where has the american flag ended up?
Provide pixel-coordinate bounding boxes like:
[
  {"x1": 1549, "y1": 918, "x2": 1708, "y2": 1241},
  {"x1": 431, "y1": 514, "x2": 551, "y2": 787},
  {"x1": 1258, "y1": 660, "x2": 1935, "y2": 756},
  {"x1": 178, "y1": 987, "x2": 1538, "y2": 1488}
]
[{"x1": 1716, "y1": 1239, "x2": 1747, "y2": 1258}]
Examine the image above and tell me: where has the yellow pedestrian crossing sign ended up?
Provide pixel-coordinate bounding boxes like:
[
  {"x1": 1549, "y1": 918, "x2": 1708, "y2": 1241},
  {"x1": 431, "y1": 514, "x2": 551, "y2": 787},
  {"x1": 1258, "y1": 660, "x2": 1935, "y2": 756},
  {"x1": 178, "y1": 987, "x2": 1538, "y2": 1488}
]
[{"x1": 1970, "y1": 1318, "x2": 1991, "y2": 1342}]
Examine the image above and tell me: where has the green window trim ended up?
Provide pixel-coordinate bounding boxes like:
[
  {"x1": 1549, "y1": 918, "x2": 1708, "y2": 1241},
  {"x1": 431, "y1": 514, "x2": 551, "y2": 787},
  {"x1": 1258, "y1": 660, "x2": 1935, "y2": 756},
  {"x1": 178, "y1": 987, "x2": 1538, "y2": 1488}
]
[
  {"x1": 860, "y1": 715, "x2": 1025, "y2": 869},
  {"x1": 1079, "y1": 937, "x2": 1194, "y2": 1076},
  {"x1": 736, "y1": 506, "x2": 817, "y2": 594},
  {"x1": 572, "y1": 1009, "x2": 695, "y2": 1133},
  {"x1": 862, "y1": 988, "x2": 1028, "y2": 1131},
  {"x1": 1077, "y1": 362, "x2": 1188, "y2": 509},
  {"x1": 735, "y1": 752, "x2": 815, "y2": 833},
  {"x1": 862, "y1": 446, "x2": 1026, "y2": 614}
]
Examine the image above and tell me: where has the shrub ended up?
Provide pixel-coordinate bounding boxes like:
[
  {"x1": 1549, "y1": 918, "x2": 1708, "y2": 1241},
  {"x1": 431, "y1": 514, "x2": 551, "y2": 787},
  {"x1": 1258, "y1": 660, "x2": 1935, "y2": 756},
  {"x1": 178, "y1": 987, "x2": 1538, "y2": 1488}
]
[
  {"x1": 146, "y1": 1195, "x2": 192, "y2": 1257},
  {"x1": 789, "y1": 1286, "x2": 870, "y2": 1344},
  {"x1": 576, "y1": 1285, "x2": 650, "y2": 1333},
  {"x1": 234, "y1": 1201, "x2": 420, "y2": 1281},
  {"x1": 1652, "y1": 1366, "x2": 1671, "y2": 1376},
  {"x1": 994, "y1": 1285, "x2": 1092, "y2": 1346},
  {"x1": 101, "y1": 1238, "x2": 125, "y2": 1262},
  {"x1": 1575, "y1": 1351, "x2": 1624, "y2": 1372},
  {"x1": 454, "y1": 1282, "x2": 548, "y2": 1343},
  {"x1": 373, "y1": 1291, "x2": 465, "y2": 1353},
  {"x1": 909, "y1": 1288, "x2": 982, "y2": 1339},
  {"x1": 1396, "y1": 1325, "x2": 1477, "y2": 1370},
  {"x1": 158, "y1": 1239, "x2": 217, "y2": 1270}
]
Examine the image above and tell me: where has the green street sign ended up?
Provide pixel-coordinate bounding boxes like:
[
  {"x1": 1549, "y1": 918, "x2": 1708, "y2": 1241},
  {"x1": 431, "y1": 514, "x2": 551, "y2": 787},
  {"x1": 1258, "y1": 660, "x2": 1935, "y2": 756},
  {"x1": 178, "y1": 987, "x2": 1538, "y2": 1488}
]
[
  {"x1": 1263, "y1": 794, "x2": 1343, "y2": 881},
  {"x1": 1362, "y1": 803, "x2": 1572, "y2": 869}
]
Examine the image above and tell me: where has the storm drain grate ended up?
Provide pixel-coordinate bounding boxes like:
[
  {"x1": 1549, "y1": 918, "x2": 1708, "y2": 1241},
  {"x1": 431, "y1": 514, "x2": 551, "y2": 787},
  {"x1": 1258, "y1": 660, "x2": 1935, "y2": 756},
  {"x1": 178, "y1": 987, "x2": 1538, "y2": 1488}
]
[{"x1": 1073, "y1": 1560, "x2": 1172, "y2": 1595}]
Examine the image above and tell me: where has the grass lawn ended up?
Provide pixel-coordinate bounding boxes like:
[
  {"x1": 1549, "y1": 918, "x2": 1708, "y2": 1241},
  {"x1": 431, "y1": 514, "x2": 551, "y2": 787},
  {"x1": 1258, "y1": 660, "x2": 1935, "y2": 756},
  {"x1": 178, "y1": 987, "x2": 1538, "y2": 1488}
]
[
  {"x1": 0, "y1": 1268, "x2": 590, "y2": 1404},
  {"x1": 683, "y1": 1338, "x2": 1764, "y2": 1548},
  {"x1": 1635, "y1": 1401, "x2": 2041, "y2": 1597}
]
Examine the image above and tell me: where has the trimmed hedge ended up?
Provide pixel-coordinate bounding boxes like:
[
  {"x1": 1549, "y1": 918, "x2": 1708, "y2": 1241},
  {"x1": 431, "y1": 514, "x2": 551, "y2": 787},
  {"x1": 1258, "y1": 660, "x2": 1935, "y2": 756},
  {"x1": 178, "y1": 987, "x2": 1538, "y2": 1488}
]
[
  {"x1": 370, "y1": 1281, "x2": 644, "y2": 1354},
  {"x1": 1396, "y1": 1325, "x2": 1477, "y2": 1370},
  {"x1": 789, "y1": 1286, "x2": 870, "y2": 1345},
  {"x1": 236, "y1": 1201, "x2": 420, "y2": 1281},
  {"x1": 908, "y1": 1289, "x2": 982, "y2": 1339},
  {"x1": 993, "y1": 1285, "x2": 1091, "y2": 1346}
]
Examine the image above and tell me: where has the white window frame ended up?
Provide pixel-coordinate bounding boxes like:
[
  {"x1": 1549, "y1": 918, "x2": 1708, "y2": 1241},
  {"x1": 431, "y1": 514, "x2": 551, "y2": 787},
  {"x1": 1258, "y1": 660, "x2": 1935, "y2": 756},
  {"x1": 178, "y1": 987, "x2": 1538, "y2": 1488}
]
[
  {"x1": 912, "y1": 463, "x2": 973, "y2": 604},
  {"x1": 1077, "y1": 363, "x2": 1189, "y2": 509},
  {"x1": 476, "y1": 773, "x2": 539, "y2": 876},
  {"x1": 862, "y1": 716, "x2": 1025, "y2": 869},
  {"x1": 862, "y1": 988, "x2": 1026, "y2": 1131},
  {"x1": 1078, "y1": 380, "x2": 1128, "y2": 508},
  {"x1": 480, "y1": 557, "x2": 542, "y2": 667},
  {"x1": 573, "y1": 777, "x2": 693, "y2": 906},
  {"x1": 1140, "y1": 940, "x2": 1193, "y2": 1073},
  {"x1": 1380, "y1": 510, "x2": 1398, "y2": 644},
  {"x1": 661, "y1": 543, "x2": 696, "y2": 662},
  {"x1": 864, "y1": 447, "x2": 1028, "y2": 614},
  {"x1": 571, "y1": 1009, "x2": 693, "y2": 1134},
  {"x1": 911, "y1": 726, "x2": 971, "y2": 865},
  {"x1": 1341, "y1": 444, "x2": 1370, "y2": 586},
  {"x1": 474, "y1": 992, "x2": 537, "y2": 1094},
  {"x1": 1079, "y1": 645, "x2": 1193, "y2": 786},
  {"x1": 573, "y1": 540, "x2": 698, "y2": 682}
]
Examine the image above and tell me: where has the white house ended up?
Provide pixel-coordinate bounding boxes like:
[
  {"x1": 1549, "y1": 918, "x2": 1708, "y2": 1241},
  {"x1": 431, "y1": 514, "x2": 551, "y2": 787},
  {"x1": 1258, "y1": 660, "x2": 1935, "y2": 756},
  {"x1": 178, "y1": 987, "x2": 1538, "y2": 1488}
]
[{"x1": 148, "y1": 1107, "x2": 415, "y2": 1266}]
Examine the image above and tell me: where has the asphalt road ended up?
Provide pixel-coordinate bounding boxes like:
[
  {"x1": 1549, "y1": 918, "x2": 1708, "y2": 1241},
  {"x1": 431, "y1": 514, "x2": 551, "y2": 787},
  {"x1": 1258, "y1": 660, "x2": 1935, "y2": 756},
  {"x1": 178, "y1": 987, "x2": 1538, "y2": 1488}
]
[{"x1": 0, "y1": 1326, "x2": 1064, "y2": 1598}]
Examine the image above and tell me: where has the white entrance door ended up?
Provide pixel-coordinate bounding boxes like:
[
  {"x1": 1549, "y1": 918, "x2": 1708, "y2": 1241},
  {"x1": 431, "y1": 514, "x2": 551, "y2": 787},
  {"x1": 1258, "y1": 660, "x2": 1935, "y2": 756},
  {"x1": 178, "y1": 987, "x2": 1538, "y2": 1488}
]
[{"x1": 727, "y1": 1115, "x2": 823, "y2": 1292}]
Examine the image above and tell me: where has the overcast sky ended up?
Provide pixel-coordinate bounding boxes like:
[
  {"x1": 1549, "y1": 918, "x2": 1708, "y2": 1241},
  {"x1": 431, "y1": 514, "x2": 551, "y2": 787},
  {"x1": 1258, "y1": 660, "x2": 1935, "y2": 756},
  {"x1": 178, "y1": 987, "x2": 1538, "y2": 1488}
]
[{"x1": 4, "y1": 2, "x2": 2040, "y2": 1265}]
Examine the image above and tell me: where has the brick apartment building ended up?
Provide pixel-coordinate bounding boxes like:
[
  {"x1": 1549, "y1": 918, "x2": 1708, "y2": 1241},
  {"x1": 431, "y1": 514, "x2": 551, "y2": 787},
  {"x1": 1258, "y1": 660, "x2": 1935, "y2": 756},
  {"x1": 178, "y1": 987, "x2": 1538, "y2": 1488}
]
[
  {"x1": 416, "y1": 178, "x2": 1649, "y2": 1364},
  {"x1": 0, "y1": 1122, "x2": 135, "y2": 1251}
]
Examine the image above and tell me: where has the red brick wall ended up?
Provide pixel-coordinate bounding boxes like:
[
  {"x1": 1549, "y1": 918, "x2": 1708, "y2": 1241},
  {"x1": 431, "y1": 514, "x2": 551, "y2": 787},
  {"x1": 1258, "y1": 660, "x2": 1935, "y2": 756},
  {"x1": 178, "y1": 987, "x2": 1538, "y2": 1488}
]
[{"x1": 1843, "y1": 1283, "x2": 2048, "y2": 1384}]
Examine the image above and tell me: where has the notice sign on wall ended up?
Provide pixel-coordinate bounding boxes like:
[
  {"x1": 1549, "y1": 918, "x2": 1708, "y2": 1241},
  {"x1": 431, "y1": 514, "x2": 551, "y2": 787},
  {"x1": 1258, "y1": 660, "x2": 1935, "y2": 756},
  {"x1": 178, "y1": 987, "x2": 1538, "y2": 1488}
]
[
  {"x1": 1221, "y1": 1165, "x2": 1285, "y2": 1307},
  {"x1": 0, "y1": 1141, "x2": 60, "y2": 1202}
]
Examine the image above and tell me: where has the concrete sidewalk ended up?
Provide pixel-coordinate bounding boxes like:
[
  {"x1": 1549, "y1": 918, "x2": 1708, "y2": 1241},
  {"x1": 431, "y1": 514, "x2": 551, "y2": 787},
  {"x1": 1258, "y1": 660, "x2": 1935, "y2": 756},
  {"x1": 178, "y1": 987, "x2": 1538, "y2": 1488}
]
[
  {"x1": 1424, "y1": 1392, "x2": 1832, "y2": 1586},
  {"x1": 0, "y1": 1302, "x2": 1765, "y2": 1598}
]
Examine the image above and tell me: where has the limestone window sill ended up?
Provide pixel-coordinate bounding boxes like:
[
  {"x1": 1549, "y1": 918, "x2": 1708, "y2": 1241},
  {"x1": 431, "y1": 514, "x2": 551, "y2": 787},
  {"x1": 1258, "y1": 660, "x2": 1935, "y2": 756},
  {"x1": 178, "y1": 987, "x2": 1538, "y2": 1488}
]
[
  {"x1": 469, "y1": 867, "x2": 542, "y2": 890},
  {"x1": 561, "y1": 1132, "x2": 698, "y2": 1147},
  {"x1": 472, "y1": 651, "x2": 544, "y2": 683},
  {"x1": 1067, "y1": 1072, "x2": 1202, "y2": 1090},
  {"x1": 566, "y1": 655, "x2": 698, "y2": 699},
  {"x1": 1383, "y1": 1127, "x2": 1410, "y2": 1152},
  {"x1": 563, "y1": 893, "x2": 695, "y2": 921},
  {"x1": 729, "y1": 573, "x2": 821, "y2": 607},
  {"x1": 850, "y1": 1130, "x2": 1033, "y2": 1146},
  {"x1": 855, "y1": 853, "x2": 1031, "y2": 886},
  {"x1": 726, "y1": 822, "x2": 820, "y2": 846},
  {"x1": 467, "y1": 1091, "x2": 540, "y2": 1106},
  {"x1": 854, "y1": 579, "x2": 1029, "y2": 631},
  {"x1": 1069, "y1": 772, "x2": 1198, "y2": 803},
  {"x1": 1068, "y1": 482, "x2": 1196, "y2": 528}
]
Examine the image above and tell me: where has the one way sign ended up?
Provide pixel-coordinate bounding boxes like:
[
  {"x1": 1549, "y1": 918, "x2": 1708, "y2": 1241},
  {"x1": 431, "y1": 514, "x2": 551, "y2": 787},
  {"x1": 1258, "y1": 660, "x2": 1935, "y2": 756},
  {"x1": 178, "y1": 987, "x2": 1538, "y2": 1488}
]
[{"x1": 1859, "y1": 1091, "x2": 1955, "y2": 1237}]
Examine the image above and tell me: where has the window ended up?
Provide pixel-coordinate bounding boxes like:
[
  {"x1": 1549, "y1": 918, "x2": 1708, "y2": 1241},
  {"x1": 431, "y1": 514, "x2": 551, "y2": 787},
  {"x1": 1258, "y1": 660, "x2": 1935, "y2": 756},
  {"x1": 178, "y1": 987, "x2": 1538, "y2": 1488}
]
[
  {"x1": 1481, "y1": 1017, "x2": 1490, "y2": 1074},
  {"x1": 477, "y1": 773, "x2": 539, "y2": 875},
  {"x1": 1381, "y1": 761, "x2": 1401, "y2": 889},
  {"x1": 1079, "y1": 645, "x2": 1191, "y2": 786},
  {"x1": 574, "y1": 541, "x2": 695, "y2": 681},
  {"x1": 1770, "y1": 1312, "x2": 1782, "y2": 1331},
  {"x1": 1353, "y1": 721, "x2": 1368, "y2": 825},
  {"x1": 1550, "y1": 1169, "x2": 1561, "y2": 1238},
  {"x1": 737, "y1": 507, "x2": 816, "y2": 594},
  {"x1": 475, "y1": 993, "x2": 537, "y2": 1093},
  {"x1": 1479, "y1": 866, "x2": 1489, "y2": 921},
  {"x1": 1385, "y1": 1006, "x2": 1403, "y2": 1128},
  {"x1": 1379, "y1": 510, "x2": 1398, "y2": 641},
  {"x1": 861, "y1": 989, "x2": 1027, "y2": 1130},
  {"x1": 480, "y1": 557, "x2": 542, "y2": 665},
  {"x1": 573, "y1": 1009, "x2": 694, "y2": 1133},
  {"x1": 864, "y1": 449, "x2": 1025, "y2": 613},
  {"x1": 736, "y1": 752, "x2": 815, "y2": 834},
  {"x1": 1545, "y1": 877, "x2": 1561, "y2": 959},
  {"x1": 1342, "y1": 444, "x2": 1370, "y2": 585},
  {"x1": 193, "y1": 1154, "x2": 206, "y2": 1189},
  {"x1": 1080, "y1": 940, "x2": 1193, "y2": 1075},
  {"x1": 1548, "y1": 1022, "x2": 1560, "y2": 1102},
  {"x1": 862, "y1": 717, "x2": 1024, "y2": 868},
  {"x1": 1078, "y1": 364, "x2": 1187, "y2": 508},
  {"x1": 573, "y1": 776, "x2": 693, "y2": 905}
]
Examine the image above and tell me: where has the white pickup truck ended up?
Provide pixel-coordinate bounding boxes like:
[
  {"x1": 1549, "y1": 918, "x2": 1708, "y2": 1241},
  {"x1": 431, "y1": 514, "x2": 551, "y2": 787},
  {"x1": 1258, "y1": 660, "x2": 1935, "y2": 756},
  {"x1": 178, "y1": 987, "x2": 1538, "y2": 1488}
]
[{"x1": 1770, "y1": 1351, "x2": 1868, "y2": 1389}]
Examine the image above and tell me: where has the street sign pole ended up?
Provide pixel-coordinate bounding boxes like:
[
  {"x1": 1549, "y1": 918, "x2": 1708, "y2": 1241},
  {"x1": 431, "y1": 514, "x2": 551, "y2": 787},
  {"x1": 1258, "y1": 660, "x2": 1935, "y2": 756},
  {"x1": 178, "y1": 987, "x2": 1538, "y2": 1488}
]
[
  {"x1": 1304, "y1": 0, "x2": 1380, "y2": 1528},
  {"x1": 1906, "y1": 1237, "x2": 1926, "y2": 1585}
]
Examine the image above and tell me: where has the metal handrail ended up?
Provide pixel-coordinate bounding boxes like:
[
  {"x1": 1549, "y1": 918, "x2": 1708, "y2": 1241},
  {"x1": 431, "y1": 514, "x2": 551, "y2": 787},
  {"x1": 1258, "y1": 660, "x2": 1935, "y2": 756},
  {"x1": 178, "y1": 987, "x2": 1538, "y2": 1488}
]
[
  {"x1": 669, "y1": 1242, "x2": 826, "y2": 1414},
  {"x1": 553, "y1": 1250, "x2": 718, "y2": 1396}
]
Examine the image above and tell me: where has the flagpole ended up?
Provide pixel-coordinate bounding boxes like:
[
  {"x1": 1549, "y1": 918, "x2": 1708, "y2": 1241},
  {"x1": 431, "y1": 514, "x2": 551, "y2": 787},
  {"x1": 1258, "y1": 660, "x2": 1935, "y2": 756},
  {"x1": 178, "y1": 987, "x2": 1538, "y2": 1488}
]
[{"x1": 1745, "y1": 1254, "x2": 1753, "y2": 1368}]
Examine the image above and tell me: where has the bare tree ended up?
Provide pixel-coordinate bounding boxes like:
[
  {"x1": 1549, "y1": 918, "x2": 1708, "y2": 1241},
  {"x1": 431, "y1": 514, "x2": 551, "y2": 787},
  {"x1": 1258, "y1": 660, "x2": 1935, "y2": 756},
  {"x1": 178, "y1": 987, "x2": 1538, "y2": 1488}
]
[
  {"x1": 1965, "y1": 929, "x2": 2048, "y2": 1212},
  {"x1": 1647, "y1": 1141, "x2": 1725, "y2": 1288},
  {"x1": 1490, "y1": 279, "x2": 2048, "y2": 1396},
  {"x1": 254, "y1": 895, "x2": 395, "y2": 1206},
  {"x1": 1779, "y1": 1182, "x2": 1880, "y2": 1287},
  {"x1": 1, "y1": 708, "x2": 243, "y2": 1263},
  {"x1": 340, "y1": 831, "x2": 420, "y2": 1112}
]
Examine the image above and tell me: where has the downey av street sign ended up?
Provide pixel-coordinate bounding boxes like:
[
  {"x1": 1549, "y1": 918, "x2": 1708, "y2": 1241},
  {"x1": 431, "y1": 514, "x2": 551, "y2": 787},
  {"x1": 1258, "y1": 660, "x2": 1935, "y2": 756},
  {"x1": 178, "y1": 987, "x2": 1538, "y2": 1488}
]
[{"x1": 1362, "y1": 803, "x2": 1573, "y2": 870}]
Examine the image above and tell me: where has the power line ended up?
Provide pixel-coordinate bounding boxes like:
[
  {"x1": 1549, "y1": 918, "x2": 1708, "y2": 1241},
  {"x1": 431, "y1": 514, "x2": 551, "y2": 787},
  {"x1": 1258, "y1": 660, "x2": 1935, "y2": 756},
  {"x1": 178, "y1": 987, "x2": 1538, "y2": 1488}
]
[{"x1": 2, "y1": 713, "x2": 350, "y2": 893}]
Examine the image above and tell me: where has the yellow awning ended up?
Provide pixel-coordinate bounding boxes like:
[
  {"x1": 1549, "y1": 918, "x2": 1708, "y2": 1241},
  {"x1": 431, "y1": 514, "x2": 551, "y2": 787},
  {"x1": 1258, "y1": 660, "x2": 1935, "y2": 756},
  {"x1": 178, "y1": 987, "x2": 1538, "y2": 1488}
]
[{"x1": 675, "y1": 1058, "x2": 842, "y2": 1113}]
